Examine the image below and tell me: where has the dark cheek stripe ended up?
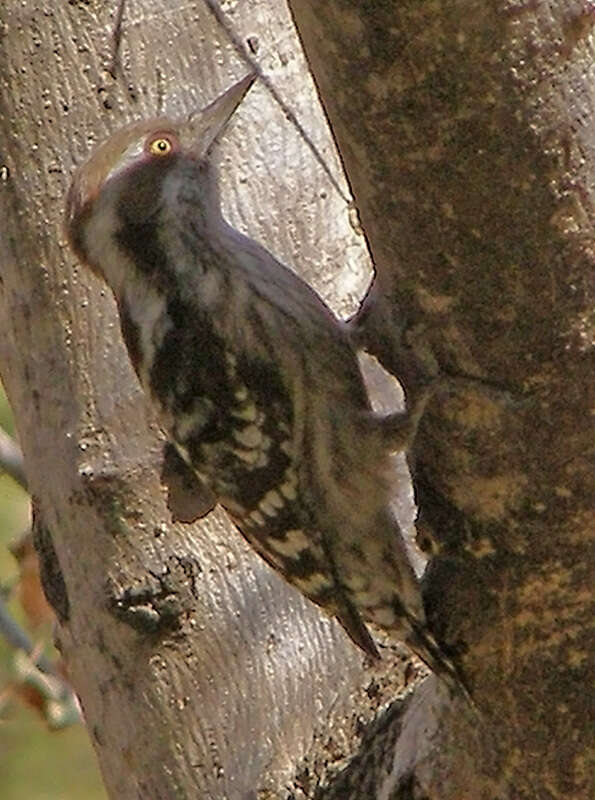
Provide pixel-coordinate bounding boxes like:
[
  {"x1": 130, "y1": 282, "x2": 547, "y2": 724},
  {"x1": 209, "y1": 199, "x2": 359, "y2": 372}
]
[{"x1": 115, "y1": 219, "x2": 177, "y2": 295}]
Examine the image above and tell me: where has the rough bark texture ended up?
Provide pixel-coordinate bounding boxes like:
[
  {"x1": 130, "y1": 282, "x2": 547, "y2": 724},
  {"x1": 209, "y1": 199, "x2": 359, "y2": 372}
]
[{"x1": 288, "y1": 0, "x2": 594, "y2": 798}]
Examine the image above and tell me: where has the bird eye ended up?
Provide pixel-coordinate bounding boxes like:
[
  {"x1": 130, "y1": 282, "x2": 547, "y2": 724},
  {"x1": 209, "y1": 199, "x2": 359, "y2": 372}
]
[{"x1": 148, "y1": 137, "x2": 173, "y2": 156}]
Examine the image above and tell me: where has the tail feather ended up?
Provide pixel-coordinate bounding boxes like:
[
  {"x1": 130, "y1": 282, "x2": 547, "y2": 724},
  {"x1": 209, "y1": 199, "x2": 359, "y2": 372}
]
[
  {"x1": 406, "y1": 616, "x2": 476, "y2": 709},
  {"x1": 335, "y1": 598, "x2": 380, "y2": 661},
  {"x1": 333, "y1": 587, "x2": 477, "y2": 709}
]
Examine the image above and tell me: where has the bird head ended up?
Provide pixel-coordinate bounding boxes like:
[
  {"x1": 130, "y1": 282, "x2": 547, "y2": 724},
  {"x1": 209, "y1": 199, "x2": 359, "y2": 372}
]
[{"x1": 65, "y1": 73, "x2": 255, "y2": 278}]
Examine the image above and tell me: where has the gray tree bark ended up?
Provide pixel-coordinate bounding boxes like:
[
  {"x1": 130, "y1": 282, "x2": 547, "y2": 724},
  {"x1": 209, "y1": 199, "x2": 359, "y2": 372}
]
[
  {"x1": 0, "y1": 1, "x2": 387, "y2": 797},
  {"x1": 0, "y1": 1, "x2": 591, "y2": 799}
]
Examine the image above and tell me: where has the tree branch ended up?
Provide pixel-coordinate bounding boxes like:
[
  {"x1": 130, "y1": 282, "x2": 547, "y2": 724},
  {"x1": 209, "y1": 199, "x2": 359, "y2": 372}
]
[{"x1": 0, "y1": 427, "x2": 28, "y2": 491}]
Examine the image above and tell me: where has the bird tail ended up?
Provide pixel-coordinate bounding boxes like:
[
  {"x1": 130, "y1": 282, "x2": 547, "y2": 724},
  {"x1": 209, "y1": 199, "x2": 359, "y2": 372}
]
[
  {"x1": 405, "y1": 615, "x2": 476, "y2": 709},
  {"x1": 335, "y1": 597, "x2": 381, "y2": 661}
]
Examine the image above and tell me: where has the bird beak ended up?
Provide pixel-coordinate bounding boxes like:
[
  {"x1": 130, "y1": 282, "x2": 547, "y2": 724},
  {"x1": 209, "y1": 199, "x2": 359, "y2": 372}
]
[{"x1": 186, "y1": 73, "x2": 256, "y2": 158}]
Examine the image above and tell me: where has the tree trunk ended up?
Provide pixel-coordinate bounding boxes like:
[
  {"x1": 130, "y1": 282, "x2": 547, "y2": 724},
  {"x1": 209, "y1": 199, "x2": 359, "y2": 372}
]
[
  {"x1": 0, "y1": 1, "x2": 591, "y2": 798},
  {"x1": 288, "y1": 1, "x2": 594, "y2": 798}
]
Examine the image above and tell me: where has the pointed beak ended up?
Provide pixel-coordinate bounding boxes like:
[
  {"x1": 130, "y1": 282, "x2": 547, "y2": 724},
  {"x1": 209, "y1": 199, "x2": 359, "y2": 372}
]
[{"x1": 186, "y1": 73, "x2": 256, "y2": 157}]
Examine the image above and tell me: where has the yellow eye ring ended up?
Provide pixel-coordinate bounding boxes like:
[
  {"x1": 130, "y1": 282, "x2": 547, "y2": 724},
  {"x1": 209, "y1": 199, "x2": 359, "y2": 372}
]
[{"x1": 148, "y1": 137, "x2": 173, "y2": 156}]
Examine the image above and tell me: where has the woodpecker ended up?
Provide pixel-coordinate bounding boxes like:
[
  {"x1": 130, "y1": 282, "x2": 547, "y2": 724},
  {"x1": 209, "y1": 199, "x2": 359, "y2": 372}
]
[{"x1": 65, "y1": 75, "x2": 467, "y2": 695}]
